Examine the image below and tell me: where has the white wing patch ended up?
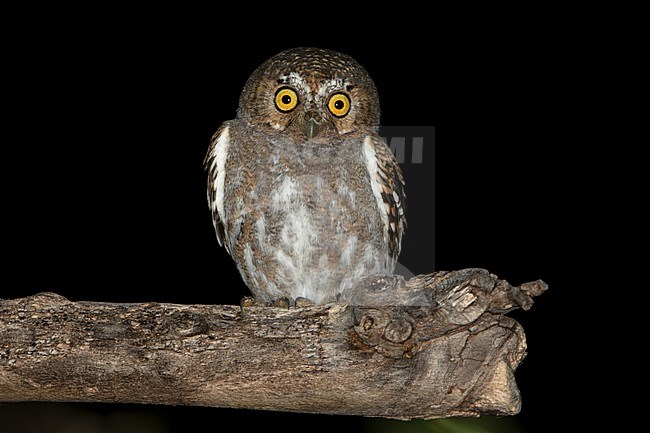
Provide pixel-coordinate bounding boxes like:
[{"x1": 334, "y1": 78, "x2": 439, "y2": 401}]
[
  {"x1": 212, "y1": 126, "x2": 230, "y2": 225},
  {"x1": 363, "y1": 135, "x2": 389, "y2": 243}
]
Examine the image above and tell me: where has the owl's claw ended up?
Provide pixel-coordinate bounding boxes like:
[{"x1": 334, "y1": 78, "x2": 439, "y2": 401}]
[
  {"x1": 240, "y1": 296, "x2": 267, "y2": 311},
  {"x1": 242, "y1": 296, "x2": 315, "y2": 310},
  {"x1": 240, "y1": 296, "x2": 255, "y2": 308},
  {"x1": 294, "y1": 297, "x2": 315, "y2": 308},
  {"x1": 271, "y1": 297, "x2": 291, "y2": 309}
]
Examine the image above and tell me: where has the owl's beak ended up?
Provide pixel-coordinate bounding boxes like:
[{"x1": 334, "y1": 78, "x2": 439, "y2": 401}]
[{"x1": 303, "y1": 110, "x2": 324, "y2": 139}]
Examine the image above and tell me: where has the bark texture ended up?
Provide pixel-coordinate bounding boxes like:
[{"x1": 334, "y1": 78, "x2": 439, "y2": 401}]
[{"x1": 0, "y1": 268, "x2": 546, "y2": 420}]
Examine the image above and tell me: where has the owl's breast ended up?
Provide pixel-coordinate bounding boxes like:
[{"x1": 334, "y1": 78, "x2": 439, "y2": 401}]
[{"x1": 222, "y1": 125, "x2": 390, "y2": 302}]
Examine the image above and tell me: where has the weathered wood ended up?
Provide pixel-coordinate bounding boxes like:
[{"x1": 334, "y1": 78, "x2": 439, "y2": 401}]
[{"x1": 0, "y1": 268, "x2": 546, "y2": 420}]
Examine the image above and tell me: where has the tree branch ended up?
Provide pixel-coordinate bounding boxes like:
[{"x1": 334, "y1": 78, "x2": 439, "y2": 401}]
[{"x1": 0, "y1": 268, "x2": 546, "y2": 420}]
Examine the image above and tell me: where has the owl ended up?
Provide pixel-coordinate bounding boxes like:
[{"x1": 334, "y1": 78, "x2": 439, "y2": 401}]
[{"x1": 205, "y1": 47, "x2": 405, "y2": 305}]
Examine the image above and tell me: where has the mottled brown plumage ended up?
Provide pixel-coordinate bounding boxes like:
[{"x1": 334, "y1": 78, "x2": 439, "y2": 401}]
[{"x1": 205, "y1": 47, "x2": 405, "y2": 304}]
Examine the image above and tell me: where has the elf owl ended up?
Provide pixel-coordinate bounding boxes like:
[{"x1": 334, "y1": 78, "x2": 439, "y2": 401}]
[{"x1": 205, "y1": 47, "x2": 405, "y2": 305}]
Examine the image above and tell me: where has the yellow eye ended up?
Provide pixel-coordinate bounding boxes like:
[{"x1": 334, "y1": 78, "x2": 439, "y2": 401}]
[
  {"x1": 328, "y1": 93, "x2": 351, "y2": 117},
  {"x1": 275, "y1": 88, "x2": 299, "y2": 112}
]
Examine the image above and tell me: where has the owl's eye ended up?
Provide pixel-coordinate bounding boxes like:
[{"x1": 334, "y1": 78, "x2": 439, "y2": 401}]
[
  {"x1": 327, "y1": 93, "x2": 351, "y2": 117},
  {"x1": 275, "y1": 88, "x2": 299, "y2": 112}
]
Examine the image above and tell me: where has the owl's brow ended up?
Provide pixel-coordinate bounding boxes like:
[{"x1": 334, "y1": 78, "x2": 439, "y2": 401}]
[
  {"x1": 277, "y1": 72, "x2": 311, "y2": 99},
  {"x1": 316, "y1": 78, "x2": 352, "y2": 102}
]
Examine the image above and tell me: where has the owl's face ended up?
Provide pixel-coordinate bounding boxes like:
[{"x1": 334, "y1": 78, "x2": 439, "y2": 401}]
[{"x1": 237, "y1": 47, "x2": 380, "y2": 141}]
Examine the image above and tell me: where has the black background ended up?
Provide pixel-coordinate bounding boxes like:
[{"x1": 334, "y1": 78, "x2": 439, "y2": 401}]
[{"x1": 1, "y1": 18, "x2": 585, "y2": 433}]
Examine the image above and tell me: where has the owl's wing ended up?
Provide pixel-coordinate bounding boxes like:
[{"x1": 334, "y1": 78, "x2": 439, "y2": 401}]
[
  {"x1": 363, "y1": 134, "x2": 406, "y2": 265},
  {"x1": 204, "y1": 122, "x2": 232, "y2": 254}
]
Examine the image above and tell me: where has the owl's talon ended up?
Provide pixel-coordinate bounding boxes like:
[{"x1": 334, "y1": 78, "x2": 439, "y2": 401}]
[
  {"x1": 271, "y1": 297, "x2": 291, "y2": 309},
  {"x1": 240, "y1": 296, "x2": 256, "y2": 308},
  {"x1": 240, "y1": 296, "x2": 267, "y2": 310},
  {"x1": 294, "y1": 297, "x2": 315, "y2": 308}
]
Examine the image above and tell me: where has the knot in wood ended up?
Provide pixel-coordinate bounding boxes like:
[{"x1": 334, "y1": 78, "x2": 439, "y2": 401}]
[
  {"x1": 384, "y1": 318, "x2": 412, "y2": 343},
  {"x1": 362, "y1": 316, "x2": 374, "y2": 331},
  {"x1": 351, "y1": 308, "x2": 414, "y2": 358},
  {"x1": 352, "y1": 308, "x2": 390, "y2": 347},
  {"x1": 168, "y1": 311, "x2": 210, "y2": 337}
]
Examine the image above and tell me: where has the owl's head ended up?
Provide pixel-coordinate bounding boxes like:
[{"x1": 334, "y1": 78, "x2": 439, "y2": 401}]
[{"x1": 237, "y1": 47, "x2": 380, "y2": 140}]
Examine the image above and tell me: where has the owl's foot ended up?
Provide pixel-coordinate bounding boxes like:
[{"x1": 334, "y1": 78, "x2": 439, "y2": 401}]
[
  {"x1": 240, "y1": 296, "x2": 267, "y2": 309},
  {"x1": 270, "y1": 297, "x2": 291, "y2": 309},
  {"x1": 241, "y1": 296, "x2": 315, "y2": 309},
  {"x1": 294, "y1": 297, "x2": 315, "y2": 308}
]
